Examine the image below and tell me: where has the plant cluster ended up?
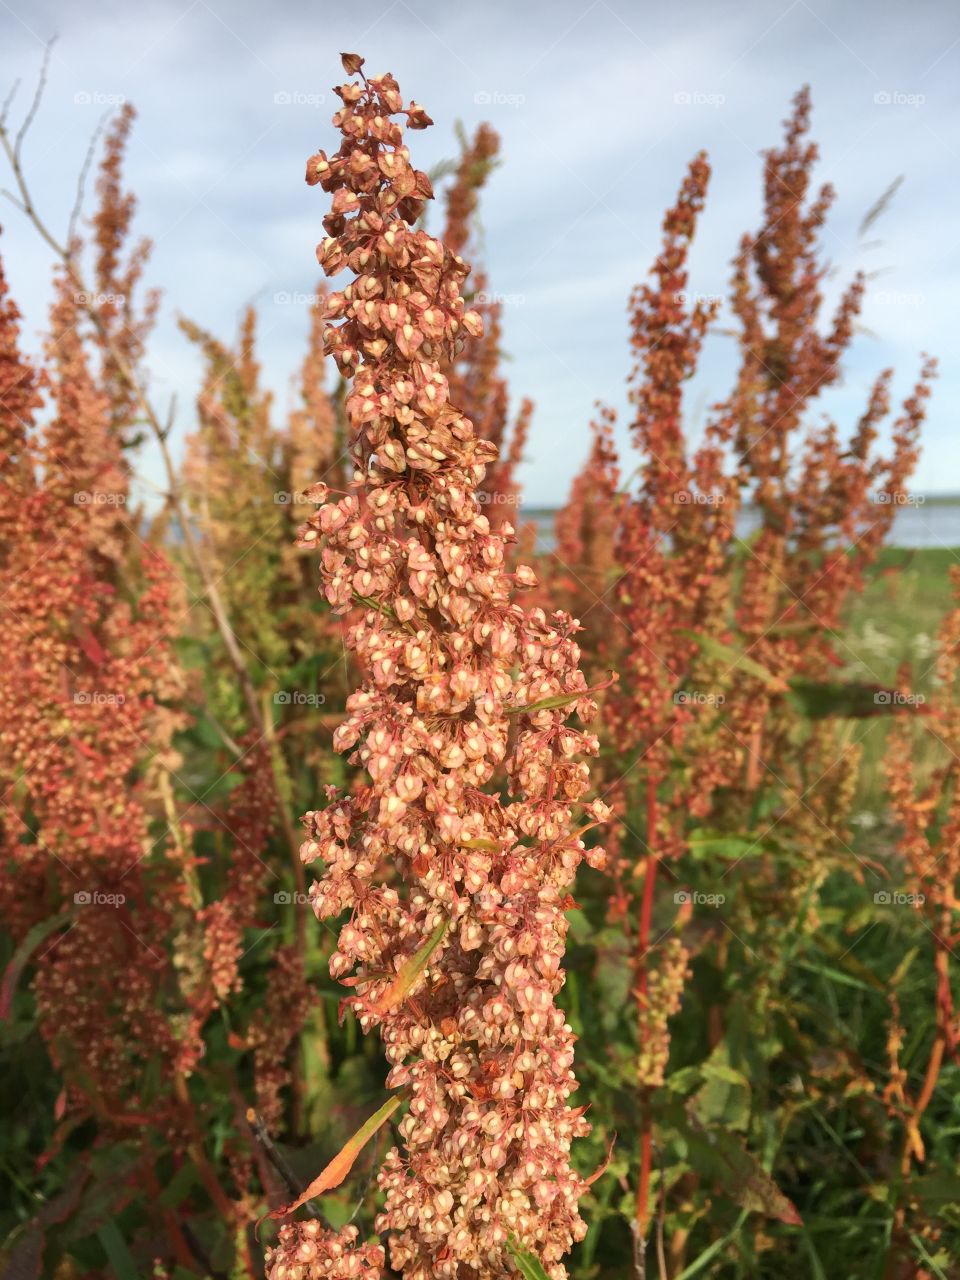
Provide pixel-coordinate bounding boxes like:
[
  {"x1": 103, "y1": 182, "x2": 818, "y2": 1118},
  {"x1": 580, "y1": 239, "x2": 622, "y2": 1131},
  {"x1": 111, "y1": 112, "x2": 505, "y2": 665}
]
[{"x1": 0, "y1": 49, "x2": 956, "y2": 1280}]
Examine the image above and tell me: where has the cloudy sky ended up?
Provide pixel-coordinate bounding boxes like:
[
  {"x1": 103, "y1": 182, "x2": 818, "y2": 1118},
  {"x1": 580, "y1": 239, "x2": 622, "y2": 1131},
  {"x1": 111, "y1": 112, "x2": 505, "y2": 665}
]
[{"x1": 0, "y1": 0, "x2": 955, "y2": 505}]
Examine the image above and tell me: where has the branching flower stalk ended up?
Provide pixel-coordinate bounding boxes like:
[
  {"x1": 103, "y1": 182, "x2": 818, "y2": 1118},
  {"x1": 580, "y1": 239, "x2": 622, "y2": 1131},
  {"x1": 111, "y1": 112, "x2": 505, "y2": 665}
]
[
  {"x1": 440, "y1": 122, "x2": 530, "y2": 522},
  {"x1": 266, "y1": 53, "x2": 607, "y2": 1280},
  {"x1": 884, "y1": 569, "x2": 960, "y2": 1259},
  {"x1": 547, "y1": 95, "x2": 935, "y2": 1266},
  {"x1": 0, "y1": 62, "x2": 306, "y2": 883}
]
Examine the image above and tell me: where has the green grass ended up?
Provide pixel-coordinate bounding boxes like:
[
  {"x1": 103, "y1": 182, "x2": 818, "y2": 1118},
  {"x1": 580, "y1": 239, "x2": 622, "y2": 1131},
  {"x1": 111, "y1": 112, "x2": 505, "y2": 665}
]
[{"x1": 840, "y1": 547, "x2": 959, "y2": 815}]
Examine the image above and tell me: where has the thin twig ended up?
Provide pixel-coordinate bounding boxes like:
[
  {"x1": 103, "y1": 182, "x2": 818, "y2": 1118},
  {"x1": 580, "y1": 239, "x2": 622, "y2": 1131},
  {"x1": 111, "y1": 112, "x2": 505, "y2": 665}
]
[
  {"x1": 347, "y1": 1127, "x2": 382, "y2": 1224},
  {"x1": 14, "y1": 36, "x2": 56, "y2": 163},
  {"x1": 631, "y1": 1218, "x2": 647, "y2": 1280},
  {"x1": 0, "y1": 80, "x2": 20, "y2": 129},
  {"x1": 655, "y1": 1137, "x2": 669, "y2": 1280},
  {"x1": 0, "y1": 186, "x2": 27, "y2": 213},
  {"x1": 246, "y1": 1108, "x2": 330, "y2": 1226},
  {"x1": 161, "y1": 392, "x2": 178, "y2": 442},
  {"x1": 67, "y1": 112, "x2": 109, "y2": 247}
]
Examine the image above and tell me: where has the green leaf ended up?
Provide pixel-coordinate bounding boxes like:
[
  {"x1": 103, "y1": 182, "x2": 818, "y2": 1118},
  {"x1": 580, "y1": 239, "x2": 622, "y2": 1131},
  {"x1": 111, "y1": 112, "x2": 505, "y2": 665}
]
[
  {"x1": 692, "y1": 1038, "x2": 751, "y2": 1131},
  {"x1": 96, "y1": 1221, "x2": 139, "y2": 1280},
  {"x1": 679, "y1": 1112, "x2": 801, "y2": 1225},
  {"x1": 904, "y1": 1172, "x2": 960, "y2": 1208},
  {"x1": 506, "y1": 1236, "x2": 552, "y2": 1279},
  {"x1": 686, "y1": 830, "x2": 772, "y2": 861},
  {"x1": 695, "y1": 1062, "x2": 752, "y2": 1132},
  {"x1": 785, "y1": 678, "x2": 916, "y2": 719},
  {"x1": 909, "y1": 1232, "x2": 952, "y2": 1280},
  {"x1": 193, "y1": 712, "x2": 226, "y2": 750},
  {"x1": 372, "y1": 921, "x2": 448, "y2": 1014},
  {"x1": 679, "y1": 630, "x2": 786, "y2": 691},
  {"x1": 508, "y1": 677, "x2": 613, "y2": 717},
  {"x1": 157, "y1": 1161, "x2": 200, "y2": 1209},
  {"x1": 673, "y1": 1210, "x2": 750, "y2": 1280},
  {"x1": 815, "y1": 935, "x2": 889, "y2": 992},
  {"x1": 890, "y1": 946, "x2": 920, "y2": 988},
  {"x1": 508, "y1": 690, "x2": 586, "y2": 716}
]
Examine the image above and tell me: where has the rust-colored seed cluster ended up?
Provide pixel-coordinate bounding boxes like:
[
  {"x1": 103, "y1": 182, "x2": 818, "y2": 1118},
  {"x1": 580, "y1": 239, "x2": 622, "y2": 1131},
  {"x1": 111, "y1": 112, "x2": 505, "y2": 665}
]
[
  {"x1": 265, "y1": 55, "x2": 607, "y2": 1280},
  {"x1": 0, "y1": 260, "x2": 183, "y2": 1126},
  {"x1": 0, "y1": 109, "x2": 304, "y2": 1273},
  {"x1": 548, "y1": 87, "x2": 937, "y2": 1239}
]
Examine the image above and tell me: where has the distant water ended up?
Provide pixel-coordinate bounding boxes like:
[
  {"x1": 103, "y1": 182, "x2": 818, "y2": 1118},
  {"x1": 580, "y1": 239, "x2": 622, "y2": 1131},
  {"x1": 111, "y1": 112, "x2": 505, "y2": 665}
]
[{"x1": 522, "y1": 500, "x2": 960, "y2": 554}]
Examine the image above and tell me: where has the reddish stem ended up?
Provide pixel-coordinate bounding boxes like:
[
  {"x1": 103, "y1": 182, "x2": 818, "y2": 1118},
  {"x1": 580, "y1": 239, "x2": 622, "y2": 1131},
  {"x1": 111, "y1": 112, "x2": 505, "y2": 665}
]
[{"x1": 745, "y1": 724, "x2": 763, "y2": 792}]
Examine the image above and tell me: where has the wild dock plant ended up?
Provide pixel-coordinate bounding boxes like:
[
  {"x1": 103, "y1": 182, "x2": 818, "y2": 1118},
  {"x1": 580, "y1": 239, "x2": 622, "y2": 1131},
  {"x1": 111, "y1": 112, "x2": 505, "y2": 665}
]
[{"x1": 266, "y1": 53, "x2": 607, "y2": 1280}]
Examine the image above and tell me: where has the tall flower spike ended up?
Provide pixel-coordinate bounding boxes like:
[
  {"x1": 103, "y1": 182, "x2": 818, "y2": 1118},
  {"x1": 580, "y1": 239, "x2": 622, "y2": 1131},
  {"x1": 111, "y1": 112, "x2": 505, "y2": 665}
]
[{"x1": 268, "y1": 54, "x2": 605, "y2": 1280}]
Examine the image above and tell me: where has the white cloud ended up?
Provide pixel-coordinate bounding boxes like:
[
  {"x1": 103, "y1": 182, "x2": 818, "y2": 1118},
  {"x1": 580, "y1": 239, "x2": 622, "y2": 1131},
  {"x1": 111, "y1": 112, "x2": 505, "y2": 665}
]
[{"x1": 0, "y1": 0, "x2": 956, "y2": 507}]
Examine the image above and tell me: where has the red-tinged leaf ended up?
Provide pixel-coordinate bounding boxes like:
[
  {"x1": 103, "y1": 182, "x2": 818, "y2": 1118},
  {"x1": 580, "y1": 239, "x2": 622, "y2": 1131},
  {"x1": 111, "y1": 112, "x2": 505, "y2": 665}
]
[
  {"x1": 0, "y1": 911, "x2": 74, "y2": 1021},
  {"x1": 36, "y1": 1114, "x2": 85, "y2": 1172},
  {"x1": 264, "y1": 1094, "x2": 402, "y2": 1223},
  {"x1": 2, "y1": 1228, "x2": 43, "y2": 1280},
  {"x1": 585, "y1": 1134, "x2": 616, "y2": 1186},
  {"x1": 682, "y1": 1114, "x2": 802, "y2": 1226},
  {"x1": 371, "y1": 921, "x2": 448, "y2": 1015},
  {"x1": 72, "y1": 620, "x2": 107, "y2": 668},
  {"x1": 2, "y1": 1165, "x2": 89, "y2": 1280}
]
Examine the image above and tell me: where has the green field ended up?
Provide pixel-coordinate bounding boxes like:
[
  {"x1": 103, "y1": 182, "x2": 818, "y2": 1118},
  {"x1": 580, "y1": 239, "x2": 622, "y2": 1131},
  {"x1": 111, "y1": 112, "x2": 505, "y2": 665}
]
[{"x1": 842, "y1": 547, "x2": 957, "y2": 816}]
